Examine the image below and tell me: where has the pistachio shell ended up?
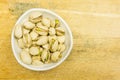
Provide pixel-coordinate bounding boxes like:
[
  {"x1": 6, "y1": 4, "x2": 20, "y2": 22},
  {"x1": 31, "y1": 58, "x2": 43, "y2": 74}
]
[
  {"x1": 56, "y1": 27, "x2": 65, "y2": 36},
  {"x1": 23, "y1": 34, "x2": 32, "y2": 47},
  {"x1": 29, "y1": 12, "x2": 42, "y2": 23},
  {"x1": 57, "y1": 36, "x2": 65, "y2": 43},
  {"x1": 17, "y1": 38, "x2": 24, "y2": 48},
  {"x1": 58, "y1": 44, "x2": 66, "y2": 52},
  {"x1": 32, "y1": 60, "x2": 43, "y2": 66},
  {"x1": 42, "y1": 44, "x2": 49, "y2": 50},
  {"x1": 30, "y1": 31, "x2": 38, "y2": 40},
  {"x1": 41, "y1": 49, "x2": 48, "y2": 62},
  {"x1": 23, "y1": 28, "x2": 30, "y2": 34},
  {"x1": 55, "y1": 19, "x2": 60, "y2": 27},
  {"x1": 14, "y1": 25, "x2": 22, "y2": 38},
  {"x1": 48, "y1": 36, "x2": 57, "y2": 43},
  {"x1": 20, "y1": 50, "x2": 32, "y2": 64},
  {"x1": 50, "y1": 39, "x2": 58, "y2": 52},
  {"x1": 32, "y1": 55, "x2": 40, "y2": 60},
  {"x1": 42, "y1": 17, "x2": 50, "y2": 27},
  {"x1": 30, "y1": 46, "x2": 40, "y2": 55},
  {"x1": 23, "y1": 21, "x2": 35, "y2": 29},
  {"x1": 50, "y1": 20, "x2": 55, "y2": 27},
  {"x1": 36, "y1": 36, "x2": 48, "y2": 45},
  {"x1": 51, "y1": 51, "x2": 60, "y2": 62},
  {"x1": 49, "y1": 27, "x2": 56, "y2": 35}
]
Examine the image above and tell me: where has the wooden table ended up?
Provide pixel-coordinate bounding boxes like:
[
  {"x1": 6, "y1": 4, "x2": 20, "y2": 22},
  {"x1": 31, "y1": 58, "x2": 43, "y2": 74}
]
[{"x1": 1, "y1": 0, "x2": 120, "y2": 80}]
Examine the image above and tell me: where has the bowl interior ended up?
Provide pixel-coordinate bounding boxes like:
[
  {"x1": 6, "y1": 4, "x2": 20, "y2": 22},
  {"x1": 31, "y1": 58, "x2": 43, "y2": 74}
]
[{"x1": 11, "y1": 8, "x2": 73, "y2": 71}]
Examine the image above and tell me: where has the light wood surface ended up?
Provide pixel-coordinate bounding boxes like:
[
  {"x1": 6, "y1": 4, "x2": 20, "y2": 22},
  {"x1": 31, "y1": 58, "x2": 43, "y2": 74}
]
[{"x1": 1, "y1": 0, "x2": 120, "y2": 80}]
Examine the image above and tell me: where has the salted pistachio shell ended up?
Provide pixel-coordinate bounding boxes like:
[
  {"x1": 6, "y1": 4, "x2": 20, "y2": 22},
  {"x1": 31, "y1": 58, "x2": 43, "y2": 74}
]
[
  {"x1": 42, "y1": 44, "x2": 49, "y2": 50},
  {"x1": 48, "y1": 36, "x2": 57, "y2": 43},
  {"x1": 17, "y1": 38, "x2": 24, "y2": 48},
  {"x1": 36, "y1": 36, "x2": 48, "y2": 45},
  {"x1": 23, "y1": 28, "x2": 30, "y2": 34},
  {"x1": 58, "y1": 44, "x2": 66, "y2": 52},
  {"x1": 14, "y1": 25, "x2": 22, "y2": 38},
  {"x1": 35, "y1": 23, "x2": 48, "y2": 35},
  {"x1": 32, "y1": 55, "x2": 40, "y2": 61},
  {"x1": 50, "y1": 20, "x2": 55, "y2": 27},
  {"x1": 57, "y1": 36, "x2": 65, "y2": 43},
  {"x1": 23, "y1": 34, "x2": 32, "y2": 47},
  {"x1": 51, "y1": 51, "x2": 60, "y2": 62},
  {"x1": 41, "y1": 49, "x2": 48, "y2": 62},
  {"x1": 29, "y1": 12, "x2": 42, "y2": 23},
  {"x1": 30, "y1": 46, "x2": 40, "y2": 55},
  {"x1": 55, "y1": 19, "x2": 60, "y2": 27},
  {"x1": 50, "y1": 39, "x2": 58, "y2": 52},
  {"x1": 20, "y1": 50, "x2": 32, "y2": 64},
  {"x1": 49, "y1": 27, "x2": 56, "y2": 35},
  {"x1": 42, "y1": 17, "x2": 50, "y2": 27},
  {"x1": 56, "y1": 27, "x2": 65, "y2": 36},
  {"x1": 23, "y1": 21, "x2": 35, "y2": 29},
  {"x1": 30, "y1": 31, "x2": 38, "y2": 40},
  {"x1": 32, "y1": 60, "x2": 43, "y2": 66}
]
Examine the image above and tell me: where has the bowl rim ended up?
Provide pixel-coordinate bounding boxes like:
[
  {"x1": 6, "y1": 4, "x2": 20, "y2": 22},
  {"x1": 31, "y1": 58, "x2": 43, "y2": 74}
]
[{"x1": 11, "y1": 8, "x2": 73, "y2": 71}]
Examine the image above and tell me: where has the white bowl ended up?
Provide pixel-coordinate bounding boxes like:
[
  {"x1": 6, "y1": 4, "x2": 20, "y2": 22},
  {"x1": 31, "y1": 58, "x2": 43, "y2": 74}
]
[{"x1": 11, "y1": 8, "x2": 73, "y2": 71}]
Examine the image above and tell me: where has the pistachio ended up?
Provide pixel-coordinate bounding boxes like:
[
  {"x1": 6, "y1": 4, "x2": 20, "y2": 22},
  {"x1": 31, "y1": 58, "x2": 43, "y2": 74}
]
[
  {"x1": 30, "y1": 46, "x2": 40, "y2": 55},
  {"x1": 30, "y1": 31, "x2": 39, "y2": 40},
  {"x1": 50, "y1": 39, "x2": 58, "y2": 52},
  {"x1": 42, "y1": 17, "x2": 50, "y2": 27},
  {"x1": 48, "y1": 36, "x2": 57, "y2": 42},
  {"x1": 23, "y1": 28, "x2": 30, "y2": 34},
  {"x1": 49, "y1": 27, "x2": 56, "y2": 35},
  {"x1": 41, "y1": 49, "x2": 48, "y2": 62},
  {"x1": 20, "y1": 50, "x2": 32, "y2": 64},
  {"x1": 17, "y1": 38, "x2": 25, "y2": 48},
  {"x1": 51, "y1": 51, "x2": 60, "y2": 62},
  {"x1": 32, "y1": 60, "x2": 43, "y2": 66},
  {"x1": 55, "y1": 19, "x2": 60, "y2": 27},
  {"x1": 23, "y1": 34, "x2": 32, "y2": 47},
  {"x1": 56, "y1": 27, "x2": 65, "y2": 36},
  {"x1": 29, "y1": 12, "x2": 42, "y2": 23},
  {"x1": 57, "y1": 36, "x2": 65, "y2": 43},
  {"x1": 42, "y1": 44, "x2": 49, "y2": 50},
  {"x1": 50, "y1": 20, "x2": 55, "y2": 27},
  {"x1": 23, "y1": 21, "x2": 35, "y2": 29},
  {"x1": 58, "y1": 44, "x2": 66, "y2": 52},
  {"x1": 36, "y1": 36, "x2": 48, "y2": 45},
  {"x1": 14, "y1": 25, "x2": 22, "y2": 38}
]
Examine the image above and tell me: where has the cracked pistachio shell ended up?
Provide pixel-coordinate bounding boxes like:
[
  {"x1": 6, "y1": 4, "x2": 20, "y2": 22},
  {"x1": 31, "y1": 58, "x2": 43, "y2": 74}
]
[
  {"x1": 23, "y1": 34, "x2": 32, "y2": 47},
  {"x1": 56, "y1": 27, "x2": 65, "y2": 36},
  {"x1": 50, "y1": 20, "x2": 55, "y2": 27},
  {"x1": 35, "y1": 24, "x2": 48, "y2": 35},
  {"x1": 30, "y1": 31, "x2": 39, "y2": 40},
  {"x1": 49, "y1": 27, "x2": 56, "y2": 35},
  {"x1": 32, "y1": 60, "x2": 43, "y2": 66},
  {"x1": 36, "y1": 36, "x2": 48, "y2": 45},
  {"x1": 42, "y1": 17, "x2": 50, "y2": 27},
  {"x1": 57, "y1": 36, "x2": 65, "y2": 43},
  {"x1": 20, "y1": 50, "x2": 32, "y2": 64},
  {"x1": 14, "y1": 25, "x2": 22, "y2": 38},
  {"x1": 29, "y1": 12, "x2": 42, "y2": 23},
  {"x1": 17, "y1": 38, "x2": 25, "y2": 48},
  {"x1": 41, "y1": 49, "x2": 48, "y2": 62},
  {"x1": 51, "y1": 51, "x2": 60, "y2": 62},
  {"x1": 32, "y1": 55, "x2": 41, "y2": 61},
  {"x1": 23, "y1": 28, "x2": 30, "y2": 34},
  {"x1": 50, "y1": 39, "x2": 58, "y2": 52},
  {"x1": 30, "y1": 46, "x2": 40, "y2": 55},
  {"x1": 23, "y1": 21, "x2": 35, "y2": 29},
  {"x1": 58, "y1": 44, "x2": 66, "y2": 52}
]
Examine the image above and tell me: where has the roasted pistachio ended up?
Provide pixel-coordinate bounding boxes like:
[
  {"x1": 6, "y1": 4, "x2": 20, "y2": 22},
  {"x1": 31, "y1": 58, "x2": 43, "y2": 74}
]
[
  {"x1": 29, "y1": 46, "x2": 40, "y2": 55},
  {"x1": 56, "y1": 27, "x2": 65, "y2": 36},
  {"x1": 49, "y1": 27, "x2": 56, "y2": 35},
  {"x1": 14, "y1": 25, "x2": 22, "y2": 38},
  {"x1": 42, "y1": 17, "x2": 50, "y2": 27},
  {"x1": 49, "y1": 39, "x2": 58, "y2": 52},
  {"x1": 41, "y1": 49, "x2": 48, "y2": 62},
  {"x1": 51, "y1": 51, "x2": 60, "y2": 62},
  {"x1": 23, "y1": 21, "x2": 35, "y2": 29},
  {"x1": 30, "y1": 31, "x2": 39, "y2": 40},
  {"x1": 58, "y1": 44, "x2": 66, "y2": 52},
  {"x1": 23, "y1": 34, "x2": 32, "y2": 47},
  {"x1": 55, "y1": 19, "x2": 60, "y2": 27},
  {"x1": 57, "y1": 36, "x2": 65, "y2": 43},
  {"x1": 36, "y1": 36, "x2": 48, "y2": 45},
  {"x1": 18, "y1": 38, "x2": 25, "y2": 48}
]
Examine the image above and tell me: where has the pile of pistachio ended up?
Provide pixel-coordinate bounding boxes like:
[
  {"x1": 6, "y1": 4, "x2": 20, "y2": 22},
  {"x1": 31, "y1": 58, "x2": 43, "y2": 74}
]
[{"x1": 14, "y1": 12, "x2": 65, "y2": 66}]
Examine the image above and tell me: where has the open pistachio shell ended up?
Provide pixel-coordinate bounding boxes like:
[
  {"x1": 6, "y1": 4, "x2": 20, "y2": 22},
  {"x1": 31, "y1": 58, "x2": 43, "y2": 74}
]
[
  {"x1": 32, "y1": 55, "x2": 41, "y2": 61},
  {"x1": 17, "y1": 38, "x2": 25, "y2": 48},
  {"x1": 57, "y1": 36, "x2": 65, "y2": 43},
  {"x1": 20, "y1": 50, "x2": 32, "y2": 64},
  {"x1": 23, "y1": 28, "x2": 30, "y2": 34},
  {"x1": 50, "y1": 20, "x2": 55, "y2": 27},
  {"x1": 51, "y1": 51, "x2": 60, "y2": 62},
  {"x1": 29, "y1": 12, "x2": 42, "y2": 23},
  {"x1": 23, "y1": 34, "x2": 32, "y2": 47},
  {"x1": 30, "y1": 31, "x2": 39, "y2": 40},
  {"x1": 14, "y1": 25, "x2": 22, "y2": 38},
  {"x1": 41, "y1": 49, "x2": 48, "y2": 62},
  {"x1": 36, "y1": 36, "x2": 48, "y2": 45},
  {"x1": 58, "y1": 44, "x2": 66, "y2": 52},
  {"x1": 32, "y1": 60, "x2": 43, "y2": 66},
  {"x1": 30, "y1": 46, "x2": 40, "y2": 55},
  {"x1": 50, "y1": 39, "x2": 58, "y2": 52},
  {"x1": 56, "y1": 27, "x2": 65, "y2": 36},
  {"x1": 23, "y1": 21, "x2": 35, "y2": 29},
  {"x1": 42, "y1": 17, "x2": 50, "y2": 27},
  {"x1": 49, "y1": 27, "x2": 56, "y2": 35}
]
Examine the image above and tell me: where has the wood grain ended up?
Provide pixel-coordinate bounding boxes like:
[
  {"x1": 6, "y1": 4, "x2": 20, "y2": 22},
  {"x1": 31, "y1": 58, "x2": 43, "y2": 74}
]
[{"x1": 1, "y1": 0, "x2": 120, "y2": 80}]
